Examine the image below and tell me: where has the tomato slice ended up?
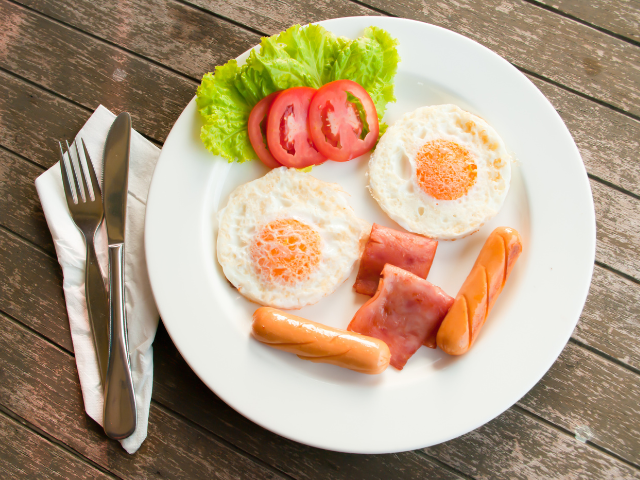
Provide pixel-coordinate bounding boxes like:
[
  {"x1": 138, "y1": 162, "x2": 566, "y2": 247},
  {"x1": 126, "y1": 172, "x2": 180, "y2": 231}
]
[
  {"x1": 266, "y1": 87, "x2": 327, "y2": 168},
  {"x1": 248, "y1": 92, "x2": 282, "y2": 168},
  {"x1": 308, "y1": 80, "x2": 379, "y2": 162}
]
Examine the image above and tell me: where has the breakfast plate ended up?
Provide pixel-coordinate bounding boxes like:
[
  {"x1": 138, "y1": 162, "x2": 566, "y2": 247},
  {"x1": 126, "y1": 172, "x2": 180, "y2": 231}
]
[{"x1": 145, "y1": 17, "x2": 595, "y2": 453}]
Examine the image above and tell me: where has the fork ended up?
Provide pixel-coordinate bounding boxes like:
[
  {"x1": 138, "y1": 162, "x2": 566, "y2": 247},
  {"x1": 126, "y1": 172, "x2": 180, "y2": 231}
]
[{"x1": 59, "y1": 139, "x2": 110, "y2": 385}]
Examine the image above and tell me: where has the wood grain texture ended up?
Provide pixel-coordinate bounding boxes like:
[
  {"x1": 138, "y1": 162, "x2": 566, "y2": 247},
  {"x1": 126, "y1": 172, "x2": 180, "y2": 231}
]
[
  {"x1": 4, "y1": 170, "x2": 638, "y2": 468},
  {"x1": 14, "y1": 0, "x2": 260, "y2": 80},
  {"x1": 0, "y1": 229, "x2": 71, "y2": 352},
  {"x1": 0, "y1": 0, "x2": 196, "y2": 144},
  {"x1": 0, "y1": 70, "x2": 90, "y2": 170},
  {"x1": 153, "y1": 322, "x2": 640, "y2": 478},
  {"x1": 0, "y1": 312, "x2": 286, "y2": 480},
  {"x1": 4, "y1": 207, "x2": 638, "y2": 477},
  {"x1": 530, "y1": 75, "x2": 640, "y2": 197},
  {"x1": 3, "y1": 83, "x2": 640, "y2": 373},
  {"x1": 0, "y1": 147, "x2": 53, "y2": 253},
  {"x1": 0, "y1": 411, "x2": 112, "y2": 479},
  {"x1": 592, "y1": 178, "x2": 640, "y2": 280},
  {"x1": 151, "y1": 325, "x2": 461, "y2": 480},
  {"x1": 1, "y1": 72, "x2": 639, "y2": 368},
  {"x1": 9, "y1": 0, "x2": 640, "y2": 201},
  {"x1": 424, "y1": 407, "x2": 640, "y2": 479},
  {"x1": 518, "y1": 342, "x2": 640, "y2": 466},
  {"x1": 0, "y1": 225, "x2": 457, "y2": 478},
  {"x1": 532, "y1": 0, "x2": 640, "y2": 43},
  {"x1": 355, "y1": 0, "x2": 640, "y2": 117},
  {"x1": 1, "y1": 0, "x2": 639, "y2": 475},
  {"x1": 185, "y1": 0, "x2": 378, "y2": 35},
  {"x1": 578, "y1": 265, "x2": 640, "y2": 370},
  {"x1": 154, "y1": 322, "x2": 640, "y2": 478},
  {"x1": 3, "y1": 73, "x2": 640, "y2": 289}
]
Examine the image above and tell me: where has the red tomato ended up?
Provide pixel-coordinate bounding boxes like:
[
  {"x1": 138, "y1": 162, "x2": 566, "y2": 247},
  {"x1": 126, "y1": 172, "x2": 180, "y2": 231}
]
[
  {"x1": 266, "y1": 87, "x2": 327, "y2": 168},
  {"x1": 248, "y1": 92, "x2": 282, "y2": 168},
  {"x1": 308, "y1": 80, "x2": 379, "y2": 162}
]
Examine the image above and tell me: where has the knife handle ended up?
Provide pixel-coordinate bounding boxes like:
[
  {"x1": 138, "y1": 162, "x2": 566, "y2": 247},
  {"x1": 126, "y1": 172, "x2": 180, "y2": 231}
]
[
  {"x1": 103, "y1": 243, "x2": 137, "y2": 440},
  {"x1": 85, "y1": 231, "x2": 110, "y2": 385}
]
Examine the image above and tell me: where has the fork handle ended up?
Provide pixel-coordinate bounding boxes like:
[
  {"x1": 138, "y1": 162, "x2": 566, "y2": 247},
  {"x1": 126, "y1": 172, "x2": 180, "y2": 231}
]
[
  {"x1": 85, "y1": 234, "x2": 110, "y2": 385},
  {"x1": 103, "y1": 243, "x2": 137, "y2": 440}
]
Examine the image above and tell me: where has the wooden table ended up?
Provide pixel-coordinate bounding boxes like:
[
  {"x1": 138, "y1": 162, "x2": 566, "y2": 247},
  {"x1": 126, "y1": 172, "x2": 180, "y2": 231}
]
[{"x1": 1, "y1": 0, "x2": 639, "y2": 478}]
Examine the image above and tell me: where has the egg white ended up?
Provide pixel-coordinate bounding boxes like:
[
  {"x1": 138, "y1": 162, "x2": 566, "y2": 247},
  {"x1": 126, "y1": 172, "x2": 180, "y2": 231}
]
[
  {"x1": 217, "y1": 167, "x2": 370, "y2": 309},
  {"x1": 369, "y1": 104, "x2": 511, "y2": 240}
]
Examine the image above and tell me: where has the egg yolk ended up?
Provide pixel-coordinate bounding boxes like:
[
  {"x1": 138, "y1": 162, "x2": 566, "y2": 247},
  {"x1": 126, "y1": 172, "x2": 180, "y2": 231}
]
[
  {"x1": 251, "y1": 218, "x2": 321, "y2": 285},
  {"x1": 415, "y1": 139, "x2": 477, "y2": 200}
]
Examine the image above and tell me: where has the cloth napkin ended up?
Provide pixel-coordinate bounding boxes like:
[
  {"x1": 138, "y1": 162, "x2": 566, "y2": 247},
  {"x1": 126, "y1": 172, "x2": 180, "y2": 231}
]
[{"x1": 35, "y1": 105, "x2": 160, "y2": 454}]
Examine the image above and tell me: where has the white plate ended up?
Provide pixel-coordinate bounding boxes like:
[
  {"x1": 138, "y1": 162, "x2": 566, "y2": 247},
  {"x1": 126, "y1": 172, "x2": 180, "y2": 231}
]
[{"x1": 145, "y1": 17, "x2": 595, "y2": 453}]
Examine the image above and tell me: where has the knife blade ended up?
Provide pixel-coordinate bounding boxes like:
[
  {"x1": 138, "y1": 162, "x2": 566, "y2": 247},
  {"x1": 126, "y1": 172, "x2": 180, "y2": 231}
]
[{"x1": 102, "y1": 112, "x2": 137, "y2": 440}]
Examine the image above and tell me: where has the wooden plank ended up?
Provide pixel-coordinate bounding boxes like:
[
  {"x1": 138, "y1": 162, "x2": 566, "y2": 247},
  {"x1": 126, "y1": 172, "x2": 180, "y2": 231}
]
[
  {"x1": 518, "y1": 342, "x2": 640, "y2": 466},
  {"x1": 3, "y1": 236, "x2": 639, "y2": 479},
  {"x1": 5, "y1": 150, "x2": 640, "y2": 383},
  {"x1": 592, "y1": 178, "x2": 640, "y2": 280},
  {"x1": 9, "y1": 180, "x2": 639, "y2": 475},
  {"x1": 1, "y1": 81, "x2": 639, "y2": 369},
  {"x1": 2, "y1": 40, "x2": 639, "y2": 357},
  {"x1": 6, "y1": 129, "x2": 640, "y2": 301},
  {"x1": 16, "y1": 0, "x2": 640, "y2": 200},
  {"x1": 5, "y1": 0, "x2": 640, "y2": 201},
  {"x1": 578, "y1": 265, "x2": 640, "y2": 370},
  {"x1": 0, "y1": 312, "x2": 286, "y2": 480},
  {"x1": 184, "y1": 0, "x2": 378, "y2": 36},
  {"x1": 353, "y1": 0, "x2": 640, "y2": 117},
  {"x1": 151, "y1": 325, "x2": 462, "y2": 480},
  {"x1": 8, "y1": 0, "x2": 640, "y2": 203},
  {"x1": 0, "y1": 147, "x2": 54, "y2": 253},
  {"x1": 0, "y1": 153, "x2": 460, "y2": 475},
  {"x1": 2, "y1": 111, "x2": 640, "y2": 370},
  {"x1": 424, "y1": 407, "x2": 640, "y2": 479},
  {"x1": 2, "y1": 0, "x2": 636, "y2": 473},
  {"x1": 14, "y1": 0, "x2": 261, "y2": 80},
  {"x1": 0, "y1": 9, "x2": 636, "y2": 470},
  {"x1": 533, "y1": 0, "x2": 640, "y2": 43},
  {"x1": 0, "y1": 214, "x2": 462, "y2": 480},
  {"x1": 3, "y1": 75, "x2": 640, "y2": 288},
  {"x1": 3, "y1": 205, "x2": 639, "y2": 476},
  {"x1": 153, "y1": 307, "x2": 640, "y2": 475},
  {"x1": 10, "y1": 0, "x2": 640, "y2": 201},
  {"x1": 0, "y1": 229, "x2": 71, "y2": 352},
  {"x1": 0, "y1": 70, "x2": 90, "y2": 170},
  {"x1": 0, "y1": 411, "x2": 113, "y2": 479},
  {"x1": 529, "y1": 75, "x2": 640, "y2": 198},
  {"x1": 0, "y1": 0, "x2": 195, "y2": 144}
]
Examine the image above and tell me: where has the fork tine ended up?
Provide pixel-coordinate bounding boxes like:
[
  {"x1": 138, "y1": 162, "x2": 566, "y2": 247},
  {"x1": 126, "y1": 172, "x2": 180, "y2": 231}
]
[
  {"x1": 81, "y1": 138, "x2": 102, "y2": 203},
  {"x1": 74, "y1": 139, "x2": 93, "y2": 202},
  {"x1": 59, "y1": 141, "x2": 76, "y2": 206},
  {"x1": 66, "y1": 140, "x2": 86, "y2": 203}
]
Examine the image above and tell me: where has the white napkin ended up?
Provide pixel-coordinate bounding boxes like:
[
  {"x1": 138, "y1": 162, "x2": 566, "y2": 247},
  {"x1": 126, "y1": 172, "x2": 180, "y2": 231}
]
[{"x1": 35, "y1": 105, "x2": 160, "y2": 454}]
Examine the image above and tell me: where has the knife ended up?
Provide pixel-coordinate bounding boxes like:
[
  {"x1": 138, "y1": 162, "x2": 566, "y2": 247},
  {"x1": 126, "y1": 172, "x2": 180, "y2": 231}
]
[{"x1": 102, "y1": 112, "x2": 137, "y2": 440}]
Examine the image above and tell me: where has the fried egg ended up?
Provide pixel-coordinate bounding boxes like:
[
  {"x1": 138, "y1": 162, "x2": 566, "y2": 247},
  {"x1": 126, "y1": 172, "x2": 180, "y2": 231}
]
[
  {"x1": 368, "y1": 104, "x2": 511, "y2": 240},
  {"x1": 217, "y1": 167, "x2": 370, "y2": 309}
]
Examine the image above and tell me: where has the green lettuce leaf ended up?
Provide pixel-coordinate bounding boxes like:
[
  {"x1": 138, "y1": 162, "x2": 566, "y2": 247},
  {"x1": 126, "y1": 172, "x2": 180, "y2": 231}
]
[
  {"x1": 238, "y1": 24, "x2": 345, "y2": 100},
  {"x1": 330, "y1": 26, "x2": 400, "y2": 128},
  {"x1": 196, "y1": 24, "x2": 399, "y2": 162},
  {"x1": 196, "y1": 61, "x2": 256, "y2": 162}
]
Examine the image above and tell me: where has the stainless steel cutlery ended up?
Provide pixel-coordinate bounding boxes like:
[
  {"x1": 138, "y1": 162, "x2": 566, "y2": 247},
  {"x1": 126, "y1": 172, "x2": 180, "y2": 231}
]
[
  {"x1": 102, "y1": 112, "x2": 137, "y2": 440},
  {"x1": 61, "y1": 112, "x2": 137, "y2": 441},
  {"x1": 59, "y1": 139, "x2": 110, "y2": 385}
]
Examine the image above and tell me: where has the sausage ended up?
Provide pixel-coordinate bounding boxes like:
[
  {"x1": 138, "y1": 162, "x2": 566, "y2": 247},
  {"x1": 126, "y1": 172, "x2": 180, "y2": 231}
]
[
  {"x1": 252, "y1": 307, "x2": 391, "y2": 374},
  {"x1": 436, "y1": 227, "x2": 523, "y2": 355}
]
